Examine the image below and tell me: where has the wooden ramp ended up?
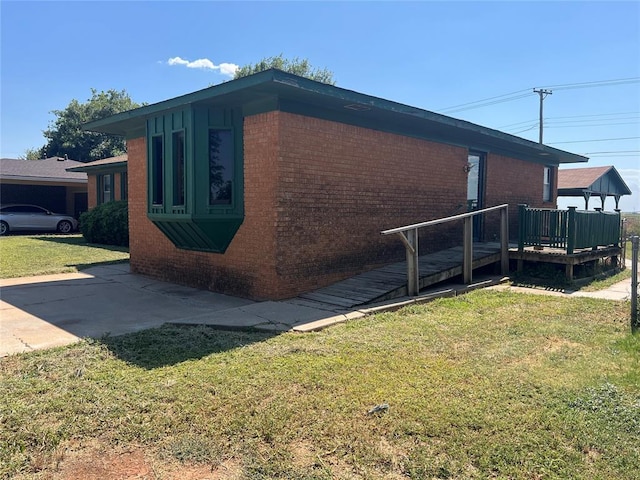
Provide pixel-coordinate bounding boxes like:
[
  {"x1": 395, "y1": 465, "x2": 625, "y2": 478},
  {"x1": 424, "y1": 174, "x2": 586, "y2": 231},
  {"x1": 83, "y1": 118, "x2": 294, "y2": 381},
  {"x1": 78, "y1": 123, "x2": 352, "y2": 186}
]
[{"x1": 298, "y1": 242, "x2": 503, "y2": 309}]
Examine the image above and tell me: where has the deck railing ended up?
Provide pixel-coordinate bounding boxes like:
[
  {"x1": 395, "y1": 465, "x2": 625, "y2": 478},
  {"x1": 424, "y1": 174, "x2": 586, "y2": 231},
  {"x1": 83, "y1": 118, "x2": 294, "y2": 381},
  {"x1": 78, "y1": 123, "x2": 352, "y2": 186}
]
[
  {"x1": 518, "y1": 205, "x2": 621, "y2": 255},
  {"x1": 381, "y1": 204, "x2": 509, "y2": 296}
]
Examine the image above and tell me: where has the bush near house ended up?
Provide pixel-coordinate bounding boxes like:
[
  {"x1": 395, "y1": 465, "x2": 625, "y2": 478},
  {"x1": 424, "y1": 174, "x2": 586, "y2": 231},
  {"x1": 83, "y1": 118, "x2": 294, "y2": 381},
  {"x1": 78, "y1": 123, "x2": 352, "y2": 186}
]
[{"x1": 79, "y1": 200, "x2": 129, "y2": 247}]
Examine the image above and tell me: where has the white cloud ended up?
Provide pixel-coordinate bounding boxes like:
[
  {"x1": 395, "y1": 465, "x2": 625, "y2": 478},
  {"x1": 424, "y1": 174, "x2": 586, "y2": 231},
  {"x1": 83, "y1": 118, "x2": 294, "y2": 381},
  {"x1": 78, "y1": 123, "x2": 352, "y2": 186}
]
[{"x1": 167, "y1": 56, "x2": 238, "y2": 77}]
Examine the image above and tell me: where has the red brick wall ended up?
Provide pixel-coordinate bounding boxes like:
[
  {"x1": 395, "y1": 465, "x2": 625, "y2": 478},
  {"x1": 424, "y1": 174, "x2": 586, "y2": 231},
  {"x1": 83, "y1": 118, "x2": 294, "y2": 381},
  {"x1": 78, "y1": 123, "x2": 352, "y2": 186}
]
[
  {"x1": 484, "y1": 153, "x2": 556, "y2": 240},
  {"x1": 87, "y1": 175, "x2": 97, "y2": 210},
  {"x1": 126, "y1": 111, "x2": 554, "y2": 300},
  {"x1": 126, "y1": 114, "x2": 283, "y2": 299},
  {"x1": 113, "y1": 172, "x2": 123, "y2": 202},
  {"x1": 271, "y1": 112, "x2": 469, "y2": 295}
]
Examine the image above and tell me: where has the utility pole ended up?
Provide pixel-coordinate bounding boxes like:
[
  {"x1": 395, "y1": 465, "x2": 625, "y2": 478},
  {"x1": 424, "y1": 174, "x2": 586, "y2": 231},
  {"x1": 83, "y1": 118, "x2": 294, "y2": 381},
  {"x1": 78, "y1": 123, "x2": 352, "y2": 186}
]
[{"x1": 533, "y1": 88, "x2": 552, "y2": 144}]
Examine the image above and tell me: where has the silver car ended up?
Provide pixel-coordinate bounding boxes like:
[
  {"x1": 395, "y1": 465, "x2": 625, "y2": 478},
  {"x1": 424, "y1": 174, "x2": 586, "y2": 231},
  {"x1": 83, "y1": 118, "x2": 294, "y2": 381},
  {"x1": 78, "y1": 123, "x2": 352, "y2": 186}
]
[{"x1": 0, "y1": 204, "x2": 78, "y2": 235}]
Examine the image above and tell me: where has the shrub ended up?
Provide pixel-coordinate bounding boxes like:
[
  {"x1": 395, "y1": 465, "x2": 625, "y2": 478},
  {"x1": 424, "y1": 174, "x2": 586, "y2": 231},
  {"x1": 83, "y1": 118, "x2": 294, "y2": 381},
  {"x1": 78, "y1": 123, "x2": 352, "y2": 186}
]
[{"x1": 79, "y1": 201, "x2": 129, "y2": 246}]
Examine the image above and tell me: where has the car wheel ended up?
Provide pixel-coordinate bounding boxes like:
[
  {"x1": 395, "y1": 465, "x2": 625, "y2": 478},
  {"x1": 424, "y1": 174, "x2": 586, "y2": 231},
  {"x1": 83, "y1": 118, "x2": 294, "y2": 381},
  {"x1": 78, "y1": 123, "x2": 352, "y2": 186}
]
[
  {"x1": 0, "y1": 221, "x2": 8, "y2": 236},
  {"x1": 57, "y1": 220, "x2": 73, "y2": 234}
]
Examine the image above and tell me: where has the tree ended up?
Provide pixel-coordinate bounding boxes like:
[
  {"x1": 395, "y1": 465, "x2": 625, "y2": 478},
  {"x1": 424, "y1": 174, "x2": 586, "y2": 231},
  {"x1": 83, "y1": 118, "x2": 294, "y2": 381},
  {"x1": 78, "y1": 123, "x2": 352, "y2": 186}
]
[
  {"x1": 20, "y1": 148, "x2": 44, "y2": 160},
  {"x1": 233, "y1": 54, "x2": 335, "y2": 85},
  {"x1": 39, "y1": 89, "x2": 142, "y2": 162}
]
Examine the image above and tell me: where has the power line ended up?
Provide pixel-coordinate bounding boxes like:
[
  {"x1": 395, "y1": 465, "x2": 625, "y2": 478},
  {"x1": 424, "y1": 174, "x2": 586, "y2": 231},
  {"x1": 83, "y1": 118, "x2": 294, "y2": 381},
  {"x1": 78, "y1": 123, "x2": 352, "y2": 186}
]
[
  {"x1": 583, "y1": 150, "x2": 640, "y2": 154},
  {"x1": 438, "y1": 92, "x2": 531, "y2": 114},
  {"x1": 547, "y1": 118, "x2": 639, "y2": 126},
  {"x1": 436, "y1": 88, "x2": 530, "y2": 112},
  {"x1": 546, "y1": 122, "x2": 639, "y2": 128},
  {"x1": 511, "y1": 124, "x2": 539, "y2": 135},
  {"x1": 548, "y1": 111, "x2": 640, "y2": 120},
  {"x1": 437, "y1": 77, "x2": 640, "y2": 114},
  {"x1": 541, "y1": 77, "x2": 640, "y2": 91},
  {"x1": 549, "y1": 136, "x2": 640, "y2": 145},
  {"x1": 499, "y1": 112, "x2": 640, "y2": 129}
]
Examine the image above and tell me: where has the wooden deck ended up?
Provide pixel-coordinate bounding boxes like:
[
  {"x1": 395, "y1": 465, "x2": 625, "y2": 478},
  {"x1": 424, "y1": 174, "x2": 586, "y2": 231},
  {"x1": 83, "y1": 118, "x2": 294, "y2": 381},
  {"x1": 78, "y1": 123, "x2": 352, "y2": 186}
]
[
  {"x1": 510, "y1": 244, "x2": 622, "y2": 281},
  {"x1": 298, "y1": 242, "x2": 503, "y2": 309}
]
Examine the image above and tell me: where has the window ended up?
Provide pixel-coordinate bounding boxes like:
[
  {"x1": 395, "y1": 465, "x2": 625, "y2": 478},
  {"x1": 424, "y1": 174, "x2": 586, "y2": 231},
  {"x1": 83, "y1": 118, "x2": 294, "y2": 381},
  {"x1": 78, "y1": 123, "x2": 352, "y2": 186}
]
[
  {"x1": 98, "y1": 174, "x2": 113, "y2": 204},
  {"x1": 543, "y1": 166, "x2": 553, "y2": 202},
  {"x1": 151, "y1": 135, "x2": 164, "y2": 205},
  {"x1": 120, "y1": 172, "x2": 128, "y2": 200},
  {"x1": 145, "y1": 108, "x2": 244, "y2": 253},
  {"x1": 208, "y1": 129, "x2": 233, "y2": 205},
  {"x1": 173, "y1": 131, "x2": 185, "y2": 206}
]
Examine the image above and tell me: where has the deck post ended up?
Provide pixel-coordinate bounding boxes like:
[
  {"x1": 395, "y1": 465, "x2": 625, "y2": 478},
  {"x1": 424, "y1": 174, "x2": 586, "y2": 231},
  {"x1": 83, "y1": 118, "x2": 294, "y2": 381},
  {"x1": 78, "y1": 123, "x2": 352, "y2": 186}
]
[
  {"x1": 500, "y1": 206, "x2": 509, "y2": 275},
  {"x1": 517, "y1": 204, "x2": 527, "y2": 252},
  {"x1": 401, "y1": 229, "x2": 419, "y2": 297},
  {"x1": 463, "y1": 217, "x2": 473, "y2": 284},
  {"x1": 567, "y1": 206, "x2": 577, "y2": 255},
  {"x1": 566, "y1": 263, "x2": 574, "y2": 282}
]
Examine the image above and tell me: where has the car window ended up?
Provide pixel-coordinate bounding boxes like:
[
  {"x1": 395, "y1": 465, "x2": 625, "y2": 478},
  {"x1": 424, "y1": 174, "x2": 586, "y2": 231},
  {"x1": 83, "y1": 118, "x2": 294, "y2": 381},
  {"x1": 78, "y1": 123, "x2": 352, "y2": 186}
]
[
  {"x1": 24, "y1": 206, "x2": 47, "y2": 213},
  {"x1": 0, "y1": 206, "x2": 23, "y2": 213},
  {"x1": 0, "y1": 205, "x2": 47, "y2": 213}
]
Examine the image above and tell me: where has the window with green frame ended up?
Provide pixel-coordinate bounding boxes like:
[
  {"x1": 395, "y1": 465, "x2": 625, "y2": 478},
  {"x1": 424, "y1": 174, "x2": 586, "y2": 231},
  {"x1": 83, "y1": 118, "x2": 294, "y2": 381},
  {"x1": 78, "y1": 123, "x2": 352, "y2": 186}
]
[
  {"x1": 208, "y1": 129, "x2": 233, "y2": 205},
  {"x1": 120, "y1": 172, "x2": 128, "y2": 200},
  {"x1": 97, "y1": 173, "x2": 113, "y2": 204},
  {"x1": 151, "y1": 135, "x2": 164, "y2": 205},
  {"x1": 173, "y1": 131, "x2": 185, "y2": 206},
  {"x1": 145, "y1": 107, "x2": 244, "y2": 253}
]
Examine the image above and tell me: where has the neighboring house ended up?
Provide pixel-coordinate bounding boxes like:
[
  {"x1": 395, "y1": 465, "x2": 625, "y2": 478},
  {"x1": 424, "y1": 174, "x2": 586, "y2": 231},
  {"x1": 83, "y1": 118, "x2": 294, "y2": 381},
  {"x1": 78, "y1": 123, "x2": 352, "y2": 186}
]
[
  {"x1": 84, "y1": 69, "x2": 587, "y2": 300},
  {"x1": 66, "y1": 155, "x2": 128, "y2": 209},
  {"x1": 0, "y1": 157, "x2": 88, "y2": 217},
  {"x1": 558, "y1": 165, "x2": 632, "y2": 210}
]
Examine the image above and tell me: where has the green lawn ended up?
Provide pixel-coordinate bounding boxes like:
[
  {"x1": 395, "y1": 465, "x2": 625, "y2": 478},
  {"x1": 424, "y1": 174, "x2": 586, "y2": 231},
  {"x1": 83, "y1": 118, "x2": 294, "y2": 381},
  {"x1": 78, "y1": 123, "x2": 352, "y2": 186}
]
[
  {"x1": 0, "y1": 234, "x2": 129, "y2": 279},
  {"x1": 1, "y1": 291, "x2": 638, "y2": 479}
]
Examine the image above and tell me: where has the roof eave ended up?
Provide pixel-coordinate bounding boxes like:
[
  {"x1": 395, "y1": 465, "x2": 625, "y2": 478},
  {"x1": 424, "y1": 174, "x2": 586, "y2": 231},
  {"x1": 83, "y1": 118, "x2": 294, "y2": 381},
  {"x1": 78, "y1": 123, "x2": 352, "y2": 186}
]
[
  {"x1": 83, "y1": 69, "x2": 588, "y2": 165},
  {"x1": 66, "y1": 161, "x2": 128, "y2": 173}
]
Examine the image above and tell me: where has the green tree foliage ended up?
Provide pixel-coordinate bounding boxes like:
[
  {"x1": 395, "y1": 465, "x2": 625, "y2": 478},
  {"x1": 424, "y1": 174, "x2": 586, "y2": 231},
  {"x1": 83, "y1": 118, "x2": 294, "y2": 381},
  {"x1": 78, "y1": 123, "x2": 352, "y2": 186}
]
[
  {"x1": 79, "y1": 200, "x2": 129, "y2": 246},
  {"x1": 39, "y1": 89, "x2": 141, "y2": 163},
  {"x1": 233, "y1": 54, "x2": 335, "y2": 85},
  {"x1": 20, "y1": 148, "x2": 44, "y2": 160}
]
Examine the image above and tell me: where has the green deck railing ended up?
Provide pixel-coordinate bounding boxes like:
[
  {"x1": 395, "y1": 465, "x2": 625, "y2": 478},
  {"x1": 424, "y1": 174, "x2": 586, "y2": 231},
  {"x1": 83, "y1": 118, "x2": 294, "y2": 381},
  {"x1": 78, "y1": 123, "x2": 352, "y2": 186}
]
[{"x1": 518, "y1": 205, "x2": 621, "y2": 254}]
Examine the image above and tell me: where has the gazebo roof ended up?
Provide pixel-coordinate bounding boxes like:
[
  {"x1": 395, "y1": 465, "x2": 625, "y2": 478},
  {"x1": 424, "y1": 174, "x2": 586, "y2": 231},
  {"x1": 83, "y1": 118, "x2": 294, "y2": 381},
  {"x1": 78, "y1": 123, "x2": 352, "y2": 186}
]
[{"x1": 557, "y1": 165, "x2": 632, "y2": 198}]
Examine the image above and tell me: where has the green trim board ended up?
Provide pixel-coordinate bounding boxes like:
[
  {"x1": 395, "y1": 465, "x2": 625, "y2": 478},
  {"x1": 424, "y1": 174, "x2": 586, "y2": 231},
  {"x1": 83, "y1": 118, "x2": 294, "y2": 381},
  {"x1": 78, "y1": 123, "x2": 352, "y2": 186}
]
[
  {"x1": 66, "y1": 161, "x2": 127, "y2": 174},
  {"x1": 84, "y1": 69, "x2": 588, "y2": 166}
]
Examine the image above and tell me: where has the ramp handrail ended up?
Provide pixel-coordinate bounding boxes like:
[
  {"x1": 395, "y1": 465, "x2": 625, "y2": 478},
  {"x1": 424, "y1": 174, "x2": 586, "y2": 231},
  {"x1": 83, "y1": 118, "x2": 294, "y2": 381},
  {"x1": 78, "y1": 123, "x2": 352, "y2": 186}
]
[{"x1": 381, "y1": 204, "x2": 509, "y2": 296}]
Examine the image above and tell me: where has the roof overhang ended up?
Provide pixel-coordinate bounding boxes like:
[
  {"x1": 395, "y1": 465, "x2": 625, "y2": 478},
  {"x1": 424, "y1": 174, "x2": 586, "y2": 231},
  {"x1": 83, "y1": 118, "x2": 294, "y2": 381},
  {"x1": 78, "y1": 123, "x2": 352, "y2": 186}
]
[
  {"x1": 66, "y1": 161, "x2": 128, "y2": 174},
  {"x1": 0, "y1": 175, "x2": 87, "y2": 186},
  {"x1": 85, "y1": 69, "x2": 588, "y2": 166}
]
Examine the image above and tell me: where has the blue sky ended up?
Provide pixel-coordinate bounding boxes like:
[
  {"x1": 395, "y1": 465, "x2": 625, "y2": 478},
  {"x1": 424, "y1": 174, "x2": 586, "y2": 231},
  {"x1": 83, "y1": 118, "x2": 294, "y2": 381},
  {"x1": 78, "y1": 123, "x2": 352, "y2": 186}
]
[{"x1": 2, "y1": 1, "x2": 639, "y2": 211}]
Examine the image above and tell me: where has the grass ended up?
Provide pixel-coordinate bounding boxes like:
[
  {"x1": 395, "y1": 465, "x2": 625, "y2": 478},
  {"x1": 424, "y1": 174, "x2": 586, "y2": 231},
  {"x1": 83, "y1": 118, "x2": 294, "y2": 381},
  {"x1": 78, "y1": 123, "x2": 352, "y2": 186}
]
[
  {"x1": 1, "y1": 291, "x2": 638, "y2": 479},
  {"x1": 0, "y1": 234, "x2": 129, "y2": 278}
]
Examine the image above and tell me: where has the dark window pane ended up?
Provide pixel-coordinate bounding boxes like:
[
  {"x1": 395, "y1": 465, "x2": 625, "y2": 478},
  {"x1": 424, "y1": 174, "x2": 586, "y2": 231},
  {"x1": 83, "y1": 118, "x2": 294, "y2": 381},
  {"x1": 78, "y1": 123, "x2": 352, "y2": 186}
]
[
  {"x1": 151, "y1": 135, "x2": 164, "y2": 205},
  {"x1": 103, "y1": 174, "x2": 112, "y2": 203},
  {"x1": 173, "y1": 131, "x2": 185, "y2": 206},
  {"x1": 121, "y1": 172, "x2": 128, "y2": 200},
  {"x1": 209, "y1": 129, "x2": 233, "y2": 205}
]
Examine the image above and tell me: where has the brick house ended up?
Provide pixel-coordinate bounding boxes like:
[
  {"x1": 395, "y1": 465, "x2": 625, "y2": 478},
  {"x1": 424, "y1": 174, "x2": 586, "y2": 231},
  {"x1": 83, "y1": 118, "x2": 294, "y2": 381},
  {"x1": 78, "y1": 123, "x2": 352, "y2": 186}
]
[
  {"x1": 0, "y1": 156, "x2": 88, "y2": 217},
  {"x1": 85, "y1": 70, "x2": 587, "y2": 300},
  {"x1": 66, "y1": 155, "x2": 128, "y2": 209}
]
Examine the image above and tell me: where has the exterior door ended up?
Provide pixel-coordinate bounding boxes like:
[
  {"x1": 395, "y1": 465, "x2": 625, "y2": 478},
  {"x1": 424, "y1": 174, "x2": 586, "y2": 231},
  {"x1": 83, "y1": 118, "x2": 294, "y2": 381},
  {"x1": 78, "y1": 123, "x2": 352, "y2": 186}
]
[{"x1": 467, "y1": 152, "x2": 486, "y2": 241}]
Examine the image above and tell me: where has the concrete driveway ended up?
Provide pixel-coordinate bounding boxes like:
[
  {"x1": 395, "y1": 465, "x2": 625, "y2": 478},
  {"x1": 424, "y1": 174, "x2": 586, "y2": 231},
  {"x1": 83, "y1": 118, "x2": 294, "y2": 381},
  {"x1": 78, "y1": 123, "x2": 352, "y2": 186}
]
[{"x1": 0, "y1": 263, "x2": 357, "y2": 357}]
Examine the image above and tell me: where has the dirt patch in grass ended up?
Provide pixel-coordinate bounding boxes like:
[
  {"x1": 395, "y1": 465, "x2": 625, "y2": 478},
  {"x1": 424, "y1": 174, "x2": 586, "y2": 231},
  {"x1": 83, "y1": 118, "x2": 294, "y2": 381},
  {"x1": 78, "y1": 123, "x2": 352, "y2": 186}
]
[{"x1": 36, "y1": 438, "x2": 243, "y2": 480}]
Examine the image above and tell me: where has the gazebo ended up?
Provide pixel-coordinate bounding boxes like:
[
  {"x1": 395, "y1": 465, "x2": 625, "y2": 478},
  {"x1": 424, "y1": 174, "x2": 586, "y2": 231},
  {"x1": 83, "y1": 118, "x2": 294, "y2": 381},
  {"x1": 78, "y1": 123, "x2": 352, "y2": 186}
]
[{"x1": 557, "y1": 165, "x2": 632, "y2": 210}]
